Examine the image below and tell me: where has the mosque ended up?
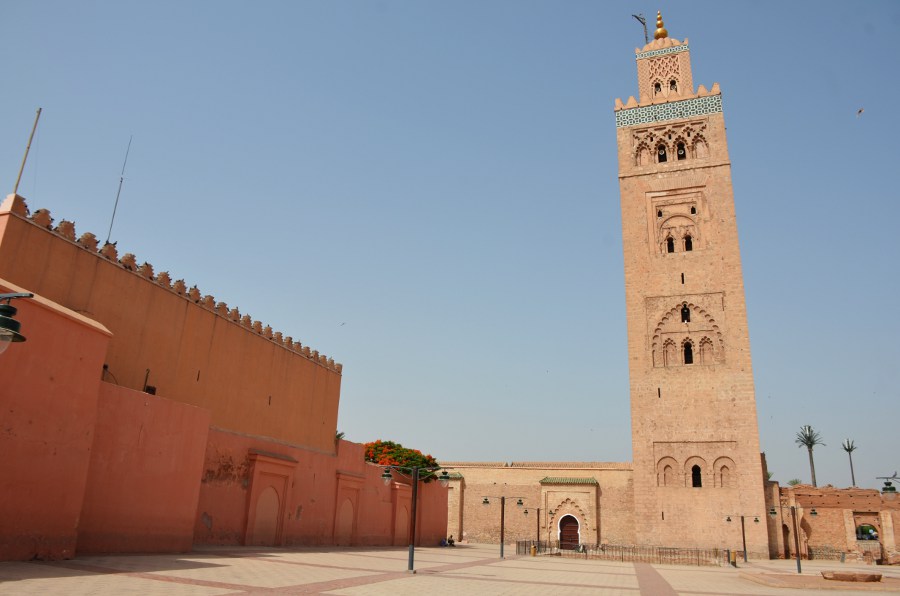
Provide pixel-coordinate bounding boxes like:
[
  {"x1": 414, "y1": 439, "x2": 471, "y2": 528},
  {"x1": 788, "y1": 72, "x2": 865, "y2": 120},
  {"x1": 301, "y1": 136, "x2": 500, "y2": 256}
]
[
  {"x1": 442, "y1": 13, "x2": 899, "y2": 564},
  {"x1": 0, "y1": 12, "x2": 896, "y2": 564}
]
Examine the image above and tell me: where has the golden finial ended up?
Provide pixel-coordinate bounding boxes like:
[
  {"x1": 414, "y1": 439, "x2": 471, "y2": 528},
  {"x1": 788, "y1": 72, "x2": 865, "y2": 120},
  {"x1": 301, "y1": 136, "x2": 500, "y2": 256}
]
[{"x1": 654, "y1": 10, "x2": 668, "y2": 40}]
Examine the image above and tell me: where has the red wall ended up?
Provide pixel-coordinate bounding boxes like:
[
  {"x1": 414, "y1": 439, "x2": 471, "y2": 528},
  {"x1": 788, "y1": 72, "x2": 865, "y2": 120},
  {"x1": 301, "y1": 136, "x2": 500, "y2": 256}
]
[
  {"x1": 195, "y1": 434, "x2": 448, "y2": 547},
  {"x1": 0, "y1": 199, "x2": 341, "y2": 452},
  {"x1": 0, "y1": 280, "x2": 110, "y2": 560},
  {"x1": 77, "y1": 383, "x2": 211, "y2": 554}
]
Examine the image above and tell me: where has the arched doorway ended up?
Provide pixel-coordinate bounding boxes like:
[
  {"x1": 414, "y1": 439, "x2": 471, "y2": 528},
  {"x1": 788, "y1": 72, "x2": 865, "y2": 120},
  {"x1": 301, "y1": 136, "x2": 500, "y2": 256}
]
[
  {"x1": 782, "y1": 524, "x2": 791, "y2": 559},
  {"x1": 335, "y1": 498, "x2": 354, "y2": 546},
  {"x1": 559, "y1": 515, "x2": 580, "y2": 550},
  {"x1": 251, "y1": 486, "x2": 280, "y2": 546}
]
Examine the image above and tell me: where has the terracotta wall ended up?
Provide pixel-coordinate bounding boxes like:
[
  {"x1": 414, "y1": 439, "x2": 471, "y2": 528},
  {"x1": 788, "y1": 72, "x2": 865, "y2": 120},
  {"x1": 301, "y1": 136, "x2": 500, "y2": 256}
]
[
  {"x1": 0, "y1": 279, "x2": 110, "y2": 560},
  {"x1": 0, "y1": 196, "x2": 340, "y2": 452},
  {"x1": 195, "y1": 434, "x2": 448, "y2": 547},
  {"x1": 77, "y1": 382, "x2": 211, "y2": 554}
]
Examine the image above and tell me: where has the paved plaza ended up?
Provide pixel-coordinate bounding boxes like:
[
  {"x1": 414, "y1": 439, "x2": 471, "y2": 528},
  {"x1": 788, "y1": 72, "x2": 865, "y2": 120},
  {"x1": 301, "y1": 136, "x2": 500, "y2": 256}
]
[{"x1": 1, "y1": 543, "x2": 899, "y2": 595}]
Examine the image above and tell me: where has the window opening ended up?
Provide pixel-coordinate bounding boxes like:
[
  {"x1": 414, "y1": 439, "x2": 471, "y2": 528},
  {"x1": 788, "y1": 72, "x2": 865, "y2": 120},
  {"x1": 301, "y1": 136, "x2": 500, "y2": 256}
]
[
  {"x1": 681, "y1": 273, "x2": 685, "y2": 284},
  {"x1": 657, "y1": 145, "x2": 668, "y2": 162},
  {"x1": 666, "y1": 237, "x2": 675, "y2": 253},
  {"x1": 681, "y1": 304, "x2": 690, "y2": 323},
  {"x1": 690, "y1": 206, "x2": 696, "y2": 214},
  {"x1": 684, "y1": 235, "x2": 693, "y2": 251},
  {"x1": 657, "y1": 387, "x2": 661, "y2": 399},
  {"x1": 657, "y1": 209, "x2": 662, "y2": 218},
  {"x1": 684, "y1": 341, "x2": 694, "y2": 365},
  {"x1": 654, "y1": 82, "x2": 662, "y2": 94},
  {"x1": 669, "y1": 79, "x2": 677, "y2": 91},
  {"x1": 691, "y1": 465, "x2": 702, "y2": 487},
  {"x1": 677, "y1": 142, "x2": 686, "y2": 160}
]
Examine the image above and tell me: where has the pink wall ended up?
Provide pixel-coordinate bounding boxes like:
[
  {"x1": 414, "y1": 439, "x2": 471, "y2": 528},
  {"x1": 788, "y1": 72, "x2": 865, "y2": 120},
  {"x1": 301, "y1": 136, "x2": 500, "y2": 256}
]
[
  {"x1": 0, "y1": 280, "x2": 110, "y2": 560},
  {"x1": 195, "y1": 435, "x2": 448, "y2": 547},
  {"x1": 77, "y1": 383, "x2": 211, "y2": 554},
  {"x1": 0, "y1": 199, "x2": 341, "y2": 452}
]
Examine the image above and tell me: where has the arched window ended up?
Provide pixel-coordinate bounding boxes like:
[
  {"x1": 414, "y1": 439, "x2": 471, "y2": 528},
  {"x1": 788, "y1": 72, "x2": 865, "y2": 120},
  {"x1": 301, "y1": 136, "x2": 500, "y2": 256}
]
[
  {"x1": 681, "y1": 304, "x2": 690, "y2": 323},
  {"x1": 691, "y1": 465, "x2": 702, "y2": 487},
  {"x1": 666, "y1": 237, "x2": 675, "y2": 253},
  {"x1": 663, "y1": 465, "x2": 673, "y2": 486},
  {"x1": 669, "y1": 79, "x2": 678, "y2": 92},
  {"x1": 676, "y1": 142, "x2": 686, "y2": 160},
  {"x1": 690, "y1": 206, "x2": 696, "y2": 214},
  {"x1": 683, "y1": 341, "x2": 694, "y2": 365},
  {"x1": 664, "y1": 340, "x2": 677, "y2": 367},
  {"x1": 699, "y1": 337, "x2": 714, "y2": 364},
  {"x1": 719, "y1": 465, "x2": 731, "y2": 488},
  {"x1": 657, "y1": 209, "x2": 662, "y2": 218},
  {"x1": 657, "y1": 144, "x2": 668, "y2": 163},
  {"x1": 654, "y1": 81, "x2": 662, "y2": 95},
  {"x1": 684, "y1": 235, "x2": 693, "y2": 251}
]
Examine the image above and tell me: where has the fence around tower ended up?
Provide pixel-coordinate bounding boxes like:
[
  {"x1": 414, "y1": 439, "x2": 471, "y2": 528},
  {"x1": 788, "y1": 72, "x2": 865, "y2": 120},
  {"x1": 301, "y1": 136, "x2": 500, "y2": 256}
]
[{"x1": 516, "y1": 540, "x2": 728, "y2": 566}]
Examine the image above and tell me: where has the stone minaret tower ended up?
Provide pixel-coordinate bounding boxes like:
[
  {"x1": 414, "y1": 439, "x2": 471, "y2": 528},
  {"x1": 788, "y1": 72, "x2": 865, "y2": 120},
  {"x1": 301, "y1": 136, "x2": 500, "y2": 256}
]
[{"x1": 614, "y1": 13, "x2": 768, "y2": 555}]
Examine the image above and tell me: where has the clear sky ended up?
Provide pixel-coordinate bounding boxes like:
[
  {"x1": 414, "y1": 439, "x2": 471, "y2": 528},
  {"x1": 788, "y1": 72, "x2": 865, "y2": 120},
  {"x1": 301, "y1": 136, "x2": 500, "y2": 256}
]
[{"x1": 2, "y1": 1, "x2": 898, "y2": 490}]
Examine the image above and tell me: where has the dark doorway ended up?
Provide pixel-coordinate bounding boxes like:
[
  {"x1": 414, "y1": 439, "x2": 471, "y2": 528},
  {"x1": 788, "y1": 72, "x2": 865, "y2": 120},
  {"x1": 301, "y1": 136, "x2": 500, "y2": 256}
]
[{"x1": 559, "y1": 515, "x2": 580, "y2": 550}]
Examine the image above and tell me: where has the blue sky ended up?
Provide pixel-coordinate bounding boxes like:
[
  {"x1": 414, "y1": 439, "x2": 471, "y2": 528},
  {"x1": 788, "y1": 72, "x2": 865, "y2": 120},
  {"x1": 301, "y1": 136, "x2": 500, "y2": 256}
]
[{"x1": 2, "y1": 1, "x2": 898, "y2": 490}]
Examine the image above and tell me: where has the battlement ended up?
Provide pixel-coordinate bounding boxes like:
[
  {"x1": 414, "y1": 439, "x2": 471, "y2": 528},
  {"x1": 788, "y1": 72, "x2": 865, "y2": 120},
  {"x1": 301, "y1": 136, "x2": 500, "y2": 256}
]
[
  {"x1": 614, "y1": 82, "x2": 720, "y2": 113},
  {"x1": 1, "y1": 193, "x2": 342, "y2": 374}
]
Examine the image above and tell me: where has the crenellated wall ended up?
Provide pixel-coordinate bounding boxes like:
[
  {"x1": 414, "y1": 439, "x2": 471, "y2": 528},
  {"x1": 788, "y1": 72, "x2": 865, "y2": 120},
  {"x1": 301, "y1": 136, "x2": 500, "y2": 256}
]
[{"x1": 0, "y1": 194, "x2": 341, "y2": 452}]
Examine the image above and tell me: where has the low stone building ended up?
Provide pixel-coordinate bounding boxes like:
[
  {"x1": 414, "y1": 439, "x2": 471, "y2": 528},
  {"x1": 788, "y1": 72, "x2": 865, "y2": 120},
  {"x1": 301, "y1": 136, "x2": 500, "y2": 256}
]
[{"x1": 445, "y1": 462, "x2": 633, "y2": 547}]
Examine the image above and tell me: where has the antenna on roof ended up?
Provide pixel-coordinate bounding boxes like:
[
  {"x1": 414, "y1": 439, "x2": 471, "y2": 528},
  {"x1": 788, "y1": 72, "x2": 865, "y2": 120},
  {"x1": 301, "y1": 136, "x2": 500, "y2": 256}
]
[
  {"x1": 105, "y1": 135, "x2": 133, "y2": 244},
  {"x1": 632, "y1": 13, "x2": 648, "y2": 45},
  {"x1": 13, "y1": 108, "x2": 42, "y2": 196}
]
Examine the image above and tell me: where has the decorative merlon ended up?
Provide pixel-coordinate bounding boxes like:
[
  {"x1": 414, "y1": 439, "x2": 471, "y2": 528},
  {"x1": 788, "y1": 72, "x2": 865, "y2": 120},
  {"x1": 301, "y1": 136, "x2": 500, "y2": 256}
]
[
  {"x1": 1, "y1": 194, "x2": 342, "y2": 374},
  {"x1": 613, "y1": 83, "x2": 721, "y2": 115}
]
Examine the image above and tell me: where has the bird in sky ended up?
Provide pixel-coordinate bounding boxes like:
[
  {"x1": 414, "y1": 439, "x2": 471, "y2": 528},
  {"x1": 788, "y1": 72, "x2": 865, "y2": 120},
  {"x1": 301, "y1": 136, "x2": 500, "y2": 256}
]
[{"x1": 857, "y1": 108, "x2": 864, "y2": 118}]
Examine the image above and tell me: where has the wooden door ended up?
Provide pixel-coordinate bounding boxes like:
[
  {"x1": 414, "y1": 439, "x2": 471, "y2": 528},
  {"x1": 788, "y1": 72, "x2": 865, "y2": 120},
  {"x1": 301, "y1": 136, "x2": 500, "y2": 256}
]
[{"x1": 559, "y1": 515, "x2": 580, "y2": 549}]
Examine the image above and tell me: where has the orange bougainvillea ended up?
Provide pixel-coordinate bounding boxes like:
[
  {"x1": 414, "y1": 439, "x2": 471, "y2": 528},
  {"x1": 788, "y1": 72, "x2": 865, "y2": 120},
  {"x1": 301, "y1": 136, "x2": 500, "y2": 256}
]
[{"x1": 364, "y1": 440, "x2": 441, "y2": 481}]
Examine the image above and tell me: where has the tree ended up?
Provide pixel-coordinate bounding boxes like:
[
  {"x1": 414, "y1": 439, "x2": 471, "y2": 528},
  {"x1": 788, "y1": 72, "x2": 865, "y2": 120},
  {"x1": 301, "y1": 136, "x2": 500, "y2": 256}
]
[
  {"x1": 364, "y1": 440, "x2": 441, "y2": 482},
  {"x1": 795, "y1": 425, "x2": 825, "y2": 487},
  {"x1": 841, "y1": 438, "x2": 857, "y2": 487},
  {"x1": 787, "y1": 478, "x2": 801, "y2": 486}
]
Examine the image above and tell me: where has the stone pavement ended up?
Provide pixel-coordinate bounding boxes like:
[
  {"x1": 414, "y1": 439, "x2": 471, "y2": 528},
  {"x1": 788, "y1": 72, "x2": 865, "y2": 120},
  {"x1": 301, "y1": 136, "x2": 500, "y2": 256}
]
[{"x1": 1, "y1": 543, "x2": 899, "y2": 595}]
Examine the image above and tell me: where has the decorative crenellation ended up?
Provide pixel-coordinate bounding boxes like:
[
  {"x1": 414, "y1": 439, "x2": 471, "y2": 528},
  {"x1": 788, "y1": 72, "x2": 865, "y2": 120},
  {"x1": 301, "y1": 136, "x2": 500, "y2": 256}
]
[
  {"x1": 636, "y1": 43, "x2": 690, "y2": 60},
  {"x1": 615, "y1": 93, "x2": 722, "y2": 128},
  {"x1": 4, "y1": 194, "x2": 342, "y2": 374}
]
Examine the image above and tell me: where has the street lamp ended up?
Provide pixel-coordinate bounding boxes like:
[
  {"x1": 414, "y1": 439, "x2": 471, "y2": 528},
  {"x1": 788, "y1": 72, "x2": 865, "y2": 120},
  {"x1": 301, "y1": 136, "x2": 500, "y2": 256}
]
[
  {"x1": 381, "y1": 466, "x2": 450, "y2": 573},
  {"x1": 725, "y1": 514, "x2": 760, "y2": 563},
  {"x1": 0, "y1": 292, "x2": 33, "y2": 355},
  {"x1": 523, "y1": 507, "x2": 542, "y2": 547},
  {"x1": 482, "y1": 495, "x2": 525, "y2": 559}
]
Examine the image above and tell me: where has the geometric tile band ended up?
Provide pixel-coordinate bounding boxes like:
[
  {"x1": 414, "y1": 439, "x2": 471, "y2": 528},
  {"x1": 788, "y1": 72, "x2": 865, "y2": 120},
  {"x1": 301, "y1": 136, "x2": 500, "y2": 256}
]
[
  {"x1": 635, "y1": 44, "x2": 690, "y2": 60},
  {"x1": 615, "y1": 95, "x2": 723, "y2": 128}
]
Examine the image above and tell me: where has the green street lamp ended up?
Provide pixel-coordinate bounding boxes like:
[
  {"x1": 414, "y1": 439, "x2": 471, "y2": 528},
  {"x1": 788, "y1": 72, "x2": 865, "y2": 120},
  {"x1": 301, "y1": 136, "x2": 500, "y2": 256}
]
[
  {"x1": 482, "y1": 495, "x2": 525, "y2": 559},
  {"x1": 0, "y1": 292, "x2": 33, "y2": 355},
  {"x1": 381, "y1": 466, "x2": 450, "y2": 573}
]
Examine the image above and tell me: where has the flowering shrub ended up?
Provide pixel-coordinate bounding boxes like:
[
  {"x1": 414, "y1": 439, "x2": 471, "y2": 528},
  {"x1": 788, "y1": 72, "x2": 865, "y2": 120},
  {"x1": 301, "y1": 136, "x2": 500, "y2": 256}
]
[{"x1": 364, "y1": 440, "x2": 442, "y2": 482}]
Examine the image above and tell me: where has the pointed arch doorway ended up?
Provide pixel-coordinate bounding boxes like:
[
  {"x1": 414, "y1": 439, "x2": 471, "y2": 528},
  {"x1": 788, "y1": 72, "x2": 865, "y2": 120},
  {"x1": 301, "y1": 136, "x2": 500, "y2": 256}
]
[{"x1": 559, "y1": 515, "x2": 580, "y2": 550}]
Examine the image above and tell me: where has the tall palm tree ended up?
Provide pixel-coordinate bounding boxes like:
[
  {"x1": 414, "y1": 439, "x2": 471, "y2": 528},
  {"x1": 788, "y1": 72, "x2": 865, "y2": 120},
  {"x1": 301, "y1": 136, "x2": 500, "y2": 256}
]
[
  {"x1": 795, "y1": 425, "x2": 825, "y2": 487},
  {"x1": 842, "y1": 438, "x2": 857, "y2": 487}
]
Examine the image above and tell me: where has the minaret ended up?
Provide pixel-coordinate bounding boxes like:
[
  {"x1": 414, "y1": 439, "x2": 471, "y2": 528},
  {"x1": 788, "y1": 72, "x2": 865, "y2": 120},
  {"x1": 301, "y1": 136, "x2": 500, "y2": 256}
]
[{"x1": 614, "y1": 12, "x2": 768, "y2": 554}]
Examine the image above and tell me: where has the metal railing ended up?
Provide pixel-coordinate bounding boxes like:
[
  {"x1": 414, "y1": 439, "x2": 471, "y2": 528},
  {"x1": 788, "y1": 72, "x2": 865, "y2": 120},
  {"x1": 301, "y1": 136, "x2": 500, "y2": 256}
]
[{"x1": 516, "y1": 540, "x2": 725, "y2": 566}]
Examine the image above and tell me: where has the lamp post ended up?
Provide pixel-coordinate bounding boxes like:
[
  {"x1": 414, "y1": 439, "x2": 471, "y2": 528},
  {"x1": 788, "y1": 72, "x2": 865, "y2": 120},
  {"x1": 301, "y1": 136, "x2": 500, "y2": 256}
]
[
  {"x1": 523, "y1": 507, "x2": 542, "y2": 554},
  {"x1": 790, "y1": 506, "x2": 802, "y2": 573},
  {"x1": 0, "y1": 292, "x2": 33, "y2": 355},
  {"x1": 381, "y1": 466, "x2": 450, "y2": 573},
  {"x1": 725, "y1": 514, "x2": 760, "y2": 563},
  {"x1": 482, "y1": 495, "x2": 525, "y2": 559}
]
